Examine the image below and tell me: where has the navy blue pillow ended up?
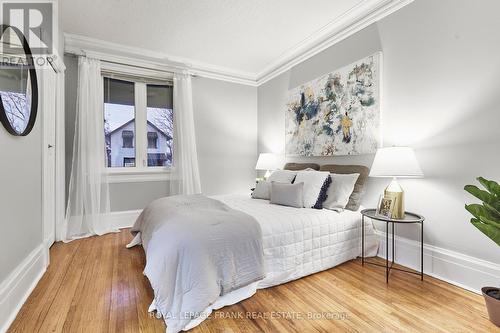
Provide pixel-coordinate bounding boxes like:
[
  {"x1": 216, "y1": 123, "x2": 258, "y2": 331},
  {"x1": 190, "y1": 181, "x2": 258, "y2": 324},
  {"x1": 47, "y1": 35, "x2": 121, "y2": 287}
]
[{"x1": 313, "y1": 175, "x2": 332, "y2": 209}]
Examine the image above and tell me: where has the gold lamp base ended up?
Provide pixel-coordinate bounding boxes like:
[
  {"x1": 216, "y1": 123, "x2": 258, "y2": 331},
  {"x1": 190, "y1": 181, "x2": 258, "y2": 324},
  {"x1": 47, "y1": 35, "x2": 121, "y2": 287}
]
[{"x1": 384, "y1": 177, "x2": 405, "y2": 219}]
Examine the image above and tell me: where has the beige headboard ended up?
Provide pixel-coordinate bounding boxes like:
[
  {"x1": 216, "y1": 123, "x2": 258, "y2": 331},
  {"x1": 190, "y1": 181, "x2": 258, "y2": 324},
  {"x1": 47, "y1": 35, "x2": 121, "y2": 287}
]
[
  {"x1": 319, "y1": 164, "x2": 370, "y2": 211},
  {"x1": 283, "y1": 162, "x2": 320, "y2": 171}
]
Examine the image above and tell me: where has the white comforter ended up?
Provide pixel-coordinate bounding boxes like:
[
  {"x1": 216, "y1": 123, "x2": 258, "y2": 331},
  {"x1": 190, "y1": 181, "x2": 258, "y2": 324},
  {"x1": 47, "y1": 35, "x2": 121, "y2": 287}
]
[
  {"x1": 131, "y1": 194, "x2": 378, "y2": 332},
  {"x1": 214, "y1": 194, "x2": 379, "y2": 288}
]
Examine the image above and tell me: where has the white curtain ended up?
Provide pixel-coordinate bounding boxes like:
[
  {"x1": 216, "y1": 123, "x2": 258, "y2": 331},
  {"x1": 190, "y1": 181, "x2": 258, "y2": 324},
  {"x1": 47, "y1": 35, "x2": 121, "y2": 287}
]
[
  {"x1": 169, "y1": 73, "x2": 202, "y2": 195},
  {"x1": 64, "y1": 57, "x2": 115, "y2": 241}
]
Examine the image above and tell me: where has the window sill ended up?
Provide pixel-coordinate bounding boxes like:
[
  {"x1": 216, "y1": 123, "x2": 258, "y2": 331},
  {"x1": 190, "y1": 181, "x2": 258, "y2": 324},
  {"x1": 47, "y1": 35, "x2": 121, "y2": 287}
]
[{"x1": 107, "y1": 168, "x2": 172, "y2": 183}]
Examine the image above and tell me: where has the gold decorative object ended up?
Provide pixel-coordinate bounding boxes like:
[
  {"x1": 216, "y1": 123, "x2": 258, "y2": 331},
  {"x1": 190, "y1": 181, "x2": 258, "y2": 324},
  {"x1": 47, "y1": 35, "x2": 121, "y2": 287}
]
[{"x1": 384, "y1": 178, "x2": 405, "y2": 219}]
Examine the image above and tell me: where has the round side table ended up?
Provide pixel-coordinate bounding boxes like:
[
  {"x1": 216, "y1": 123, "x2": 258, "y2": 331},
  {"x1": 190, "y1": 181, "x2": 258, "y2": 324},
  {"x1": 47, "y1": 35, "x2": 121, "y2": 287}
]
[{"x1": 360, "y1": 209, "x2": 425, "y2": 283}]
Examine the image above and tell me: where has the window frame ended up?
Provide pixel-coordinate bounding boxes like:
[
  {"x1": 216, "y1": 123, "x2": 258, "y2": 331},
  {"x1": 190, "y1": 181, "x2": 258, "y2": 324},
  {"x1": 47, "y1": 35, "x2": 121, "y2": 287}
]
[{"x1": 101, "y1": 62, "x2": 174, "y2": 183}]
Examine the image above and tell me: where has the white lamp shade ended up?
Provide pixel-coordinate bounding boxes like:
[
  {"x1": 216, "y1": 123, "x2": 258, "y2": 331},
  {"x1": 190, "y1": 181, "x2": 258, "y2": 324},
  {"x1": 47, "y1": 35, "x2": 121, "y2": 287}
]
[
  {"x1": 255, "y1": 153, "x2": 281, "y2": 171},
  {"x1": 369, "y1": 147, "x2": 424, "y2": 178}
]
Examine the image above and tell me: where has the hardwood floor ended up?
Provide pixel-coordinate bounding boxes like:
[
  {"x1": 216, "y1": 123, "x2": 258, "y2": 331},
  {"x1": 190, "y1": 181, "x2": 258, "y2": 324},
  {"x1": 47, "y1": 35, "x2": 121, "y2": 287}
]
[{"x1": 8, "y1": 230, "x2": 497, "y2": 332}]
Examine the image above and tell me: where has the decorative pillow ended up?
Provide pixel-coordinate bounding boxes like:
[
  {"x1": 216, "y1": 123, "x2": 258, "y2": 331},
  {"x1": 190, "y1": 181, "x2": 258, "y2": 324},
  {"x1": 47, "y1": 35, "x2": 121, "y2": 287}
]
[
  {"x1": 319, "y1": 164, "x2": 370, "y2": 211},
  {"x1": 267, "y1": 170, "x2": 297, "y2": 183},
  {"x1": 293, "y1": 170, "x2": 331, "y2": 208},
  {"x1": 251, "y1": 181, "x2": 271, "y2": 200},
  {"x1": 323, "y1": 173, "x2": 360, "y2": 211},
  {"x1": 270, "y1": 182, "x2": 304, "y2": 208}
]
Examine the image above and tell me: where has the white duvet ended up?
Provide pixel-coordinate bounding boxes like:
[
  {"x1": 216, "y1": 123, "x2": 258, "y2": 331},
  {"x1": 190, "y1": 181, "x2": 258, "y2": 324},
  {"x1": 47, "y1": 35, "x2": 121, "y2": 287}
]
[
  {"x1": 214, "y1": 194, "x2": 379, "y2": 288},
  {"x1": 131, "y1": 194, "x2": 378, "y2": 332}
]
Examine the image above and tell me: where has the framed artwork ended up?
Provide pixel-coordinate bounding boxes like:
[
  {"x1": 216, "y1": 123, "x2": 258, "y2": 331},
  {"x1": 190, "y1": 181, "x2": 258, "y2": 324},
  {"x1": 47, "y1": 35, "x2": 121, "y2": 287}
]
[
  {"x1": 285, "y1": 52, "x2": 381, "y2": 156},
  {"x1": 376, "y1": 195, "x2": 396, "y2": 219}
]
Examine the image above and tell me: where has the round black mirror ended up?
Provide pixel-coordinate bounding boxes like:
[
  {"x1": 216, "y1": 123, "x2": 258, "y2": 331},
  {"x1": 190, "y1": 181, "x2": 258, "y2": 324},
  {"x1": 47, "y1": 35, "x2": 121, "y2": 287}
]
[{"x1": 0, "y1": 24, "x2": 38, "y2": 136}]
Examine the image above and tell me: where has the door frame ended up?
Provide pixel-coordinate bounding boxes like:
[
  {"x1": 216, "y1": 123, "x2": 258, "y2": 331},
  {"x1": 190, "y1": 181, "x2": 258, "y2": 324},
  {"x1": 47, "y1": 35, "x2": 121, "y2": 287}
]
[
  {"x1": 54, "y1": 57, "x2": 66, "y2": 243},
  {"x1": 42, "y1": 54, "x2": 65, "y2": 259}
]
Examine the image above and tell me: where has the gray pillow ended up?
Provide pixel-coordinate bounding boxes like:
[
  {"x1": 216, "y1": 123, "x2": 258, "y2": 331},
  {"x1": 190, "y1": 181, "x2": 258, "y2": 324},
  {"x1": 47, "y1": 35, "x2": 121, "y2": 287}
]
[
  {"x1": 270, "y1": 182, "x2": 304, "y2": 208},
  {"x1": 252, "y1": 181, "x2": 271, "y2": 200}
]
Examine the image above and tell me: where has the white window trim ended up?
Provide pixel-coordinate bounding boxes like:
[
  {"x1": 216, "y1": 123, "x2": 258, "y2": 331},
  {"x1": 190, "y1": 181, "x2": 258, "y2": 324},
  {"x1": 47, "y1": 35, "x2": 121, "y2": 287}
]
[
  {"x1": 107, "y1": 168, "x2": 172, "y2": 183},
  {"x1": 102, "y1": 62, "x2": 174, "y2": 183}
]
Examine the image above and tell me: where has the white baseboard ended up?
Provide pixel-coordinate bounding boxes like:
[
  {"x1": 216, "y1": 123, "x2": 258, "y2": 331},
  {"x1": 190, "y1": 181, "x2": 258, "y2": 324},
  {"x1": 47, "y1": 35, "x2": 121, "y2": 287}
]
[
  {"x1": 106, "y1": 209, "x2": 142, "y2": 229},
  {"x1": 0, "y1": 243, "x2": 48, "y2": 333},
  {"x1": 375, "y1": 231, "x2": 500, "y2": 294}
]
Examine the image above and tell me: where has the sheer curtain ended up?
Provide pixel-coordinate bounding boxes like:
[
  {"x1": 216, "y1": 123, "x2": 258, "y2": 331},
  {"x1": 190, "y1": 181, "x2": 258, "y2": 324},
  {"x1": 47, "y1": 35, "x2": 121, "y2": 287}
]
[
  {"x1": 64, "y1": 57, "x2": 115, "y2": 241},
  {"x1": 169, "y1": 73, "x2": 202, "y2": 195}
]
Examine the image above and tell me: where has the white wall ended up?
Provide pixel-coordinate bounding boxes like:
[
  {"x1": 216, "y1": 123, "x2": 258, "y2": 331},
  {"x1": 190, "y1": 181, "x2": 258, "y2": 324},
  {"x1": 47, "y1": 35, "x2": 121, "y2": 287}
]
[
  {"x1": 258, "y1": 0, "x2": 500, "y2": 265},
  {"x1": 64, "y1": 62, "x2": 257, "y2": 211},
  {"x1": 0, "y1": 41, "x2": 63, "y2": 333},
  {"x1": 0, "y1": 116, "x2": 46, "y2": 331},
  {"x1": 192, "y1": 77, "x2": 257, "y2": 195},
  {"x1": 0, "y1": 112, "x2": 43, "y2": 282}
]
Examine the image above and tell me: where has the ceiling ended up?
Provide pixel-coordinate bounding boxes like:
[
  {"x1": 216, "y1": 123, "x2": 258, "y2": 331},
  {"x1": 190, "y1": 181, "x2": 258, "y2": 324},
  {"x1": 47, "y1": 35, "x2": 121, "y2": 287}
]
[{"x1": 61, "y1": 0, "x2": 365, "y2": 76}]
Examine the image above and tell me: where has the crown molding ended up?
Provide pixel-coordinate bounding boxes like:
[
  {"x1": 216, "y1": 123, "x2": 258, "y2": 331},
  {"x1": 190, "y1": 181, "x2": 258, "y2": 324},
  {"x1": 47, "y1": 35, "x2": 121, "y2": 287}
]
[
  {"x1": 64, "y1": 33, "x2": 258, "y2": 86},
  {"x1": 256, "y1": 0, "x2": 414, "y2": 85},
  {"x1": 64, "y1": 0, "x2": 413, "y2": 87}
]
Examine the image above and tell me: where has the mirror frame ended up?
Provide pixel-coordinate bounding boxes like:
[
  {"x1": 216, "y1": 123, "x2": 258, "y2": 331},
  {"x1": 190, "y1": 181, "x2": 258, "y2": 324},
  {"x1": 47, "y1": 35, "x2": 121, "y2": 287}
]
[{"x1": 0, "y1": 24, "x2": 38, "y2": 136}]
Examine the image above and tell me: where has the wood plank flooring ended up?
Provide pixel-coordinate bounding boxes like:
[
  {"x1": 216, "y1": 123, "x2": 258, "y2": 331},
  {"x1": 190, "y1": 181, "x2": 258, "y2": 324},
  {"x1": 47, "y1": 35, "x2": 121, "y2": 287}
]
[{"x1": 8, "y1": 230, "x2": 498, "y2": 332}]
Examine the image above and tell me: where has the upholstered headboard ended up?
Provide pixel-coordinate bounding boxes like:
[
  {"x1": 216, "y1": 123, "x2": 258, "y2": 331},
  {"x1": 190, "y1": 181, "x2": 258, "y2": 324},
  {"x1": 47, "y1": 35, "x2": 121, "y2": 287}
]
[
  {"x1": 283, "y1": 162, "x2": 320, "y2": 171},
  {"x1": 319, "y1": 164, "x2": 370, "y2": 211}
]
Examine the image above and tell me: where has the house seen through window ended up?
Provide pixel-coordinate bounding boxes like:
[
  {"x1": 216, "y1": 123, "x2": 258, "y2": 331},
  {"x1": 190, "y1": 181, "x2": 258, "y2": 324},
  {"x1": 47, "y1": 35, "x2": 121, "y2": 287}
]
[{"x1": 104, "y1": 77, "x2": 173, "y2": 168}]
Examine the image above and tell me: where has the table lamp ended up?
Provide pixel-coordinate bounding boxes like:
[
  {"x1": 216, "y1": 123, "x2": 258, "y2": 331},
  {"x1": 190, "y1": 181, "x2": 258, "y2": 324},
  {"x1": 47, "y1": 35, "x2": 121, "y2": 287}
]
[
  {"x1": 369, "y1": 147, "x2": 424, "y2": 219},
  {"x1": 255, "y1": 153, "x2": 280, "y2": 179}
]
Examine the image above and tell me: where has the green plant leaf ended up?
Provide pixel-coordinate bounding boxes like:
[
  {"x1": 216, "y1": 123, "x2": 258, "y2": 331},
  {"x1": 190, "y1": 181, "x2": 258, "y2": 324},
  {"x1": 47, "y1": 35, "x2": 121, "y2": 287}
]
[
  {"x1": 484, "y1": 202, "x2": 500, "y2": 219},
  {"x1": 478, "y1": 177, "x2": 500, "y2": 197},
  {"x1": 465, "y1": 204, "x2": 500, "y2": 229},
  {"x1": 479, "y1": 216, "x2": 500, "y2": 229},
  {"x1": 471, "y1": 218, "x2": 500, "y2": 246},
  {"x1": 465, "y1": 203, "x2": 484, "y2": 219},
  {"x1": 464, "y1": 185, "x2": 496, "y2": 204},
  {"x1": 465, "y1": 204, "x2": 499, "y2": 221}
]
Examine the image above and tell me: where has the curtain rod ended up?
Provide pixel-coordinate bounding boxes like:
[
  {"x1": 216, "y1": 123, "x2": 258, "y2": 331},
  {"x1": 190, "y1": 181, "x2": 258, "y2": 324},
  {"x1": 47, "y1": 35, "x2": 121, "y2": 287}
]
[{"x1": 64, "y1": 50, "x2": 198, "y2": 77}]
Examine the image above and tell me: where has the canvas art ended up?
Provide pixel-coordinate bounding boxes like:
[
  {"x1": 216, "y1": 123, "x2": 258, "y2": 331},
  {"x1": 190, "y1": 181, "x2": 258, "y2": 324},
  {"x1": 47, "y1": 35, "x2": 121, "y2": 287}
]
[{"x1": 285, "y1": 53, "x2": 381, "y2": 156}]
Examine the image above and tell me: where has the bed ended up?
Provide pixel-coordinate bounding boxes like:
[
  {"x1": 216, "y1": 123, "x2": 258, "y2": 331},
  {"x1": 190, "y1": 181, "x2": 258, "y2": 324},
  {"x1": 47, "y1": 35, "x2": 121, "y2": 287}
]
[
  {"x1": 215, "y1": 194, "x2": 378, "y2": 288},
  {"x1": 128, "y1": 164, "x2": 379, "y2": 333}
]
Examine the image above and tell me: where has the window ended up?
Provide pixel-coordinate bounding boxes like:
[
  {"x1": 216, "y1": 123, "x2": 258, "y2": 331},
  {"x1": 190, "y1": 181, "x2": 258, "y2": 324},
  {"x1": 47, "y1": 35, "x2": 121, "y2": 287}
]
[
  {"x1": 122, "y1": 130, "x2": 134, "y2": 148},
  {"x1": 103, "y1": 76, "x2": 173, "y2": 172},
  {"x1": 104, "y1": 78, "x2": 135, "y2": 168},
  {"x1": 123, "y1": 157, "x2": 136, "y2": 167},
  {"x1": 147, "y1": 153, "x2": 166, "y2": 167},
  {"x1": 147, "y1": 132, "x2": 158, "y2": 148},
  {"x1": 146, "y1": 84, "x2": 173, "y2": 167}
]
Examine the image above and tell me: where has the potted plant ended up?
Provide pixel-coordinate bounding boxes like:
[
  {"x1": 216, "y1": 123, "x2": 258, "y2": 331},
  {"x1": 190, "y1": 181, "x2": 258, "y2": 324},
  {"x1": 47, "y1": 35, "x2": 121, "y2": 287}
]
[{"x1": 464, "y1": 177, "x2": 500, "y2": 327}]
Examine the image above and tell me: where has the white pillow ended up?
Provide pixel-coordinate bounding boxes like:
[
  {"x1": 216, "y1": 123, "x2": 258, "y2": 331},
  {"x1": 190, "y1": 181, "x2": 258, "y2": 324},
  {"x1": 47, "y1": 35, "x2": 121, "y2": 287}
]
[
  {"x1": 251, "y1": 181, "x2": 271, "y2": 200},
  {"x1": 294, "y1": 170, "x2": 331, "y2": 208},
  {"x1": 323, "y1": 173, "x2": 360, "y2": 211},
  {"x1": 267, "y1": 170, "x2": 297, "y2": 183}
]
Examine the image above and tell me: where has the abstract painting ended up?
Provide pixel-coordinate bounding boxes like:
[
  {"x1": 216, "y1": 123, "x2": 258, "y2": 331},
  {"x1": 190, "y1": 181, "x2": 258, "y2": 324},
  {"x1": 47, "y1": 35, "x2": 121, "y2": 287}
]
[{"x1": 285, "y1": 53, "x2": 381, "y2": 156}]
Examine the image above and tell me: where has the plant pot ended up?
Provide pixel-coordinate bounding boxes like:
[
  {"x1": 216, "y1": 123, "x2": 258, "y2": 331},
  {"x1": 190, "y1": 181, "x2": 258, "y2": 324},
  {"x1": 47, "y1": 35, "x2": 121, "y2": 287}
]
[{"x1": 482, "y1": 287, "x2": 500, "y2": 327}]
